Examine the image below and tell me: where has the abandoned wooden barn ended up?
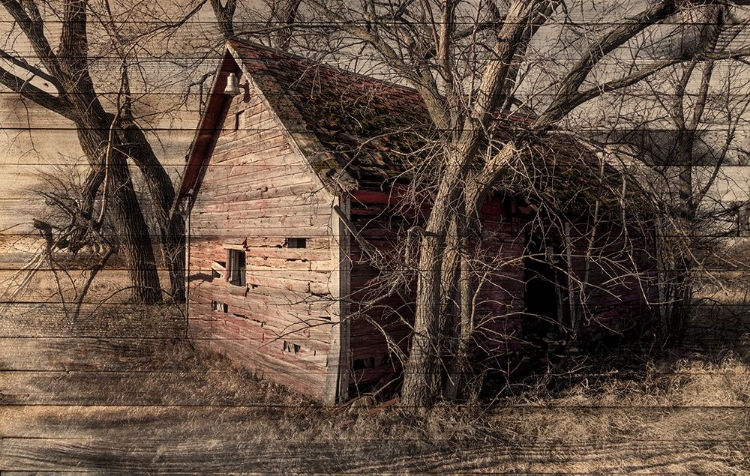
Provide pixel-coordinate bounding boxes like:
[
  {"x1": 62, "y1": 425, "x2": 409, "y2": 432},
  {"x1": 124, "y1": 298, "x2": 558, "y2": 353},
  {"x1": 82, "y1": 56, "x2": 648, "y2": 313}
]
[{"x1": 173, "y1": 39, "x2": 660, "y2": 404}]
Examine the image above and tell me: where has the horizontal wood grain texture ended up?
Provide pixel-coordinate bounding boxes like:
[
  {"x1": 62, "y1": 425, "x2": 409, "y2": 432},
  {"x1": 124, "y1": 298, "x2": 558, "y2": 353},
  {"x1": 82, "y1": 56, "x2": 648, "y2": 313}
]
[
  {"x1": 1, "y1": 289, "x2": 747, "y2": 471},
  {"x1": 0, "y1": 337, "x2": 183, "y2": 372},
  {"x1": 1, "y1": 424, "x2": 747, "y2": 473},
  {"x1": 1, "y1": 8, "x2": 750, "y2": 472}
]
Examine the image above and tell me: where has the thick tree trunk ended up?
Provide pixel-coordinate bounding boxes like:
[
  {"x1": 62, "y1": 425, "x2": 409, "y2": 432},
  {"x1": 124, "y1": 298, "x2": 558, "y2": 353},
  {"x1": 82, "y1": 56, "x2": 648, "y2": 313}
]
[
  {"x1": 401, "y1": 223, "x2": 447, "y2": 406},
  {"x1": 401, "y1": 161, "x2": 464, "y2": 406},
  {"x1": 210, "y1": 0, "x2": 237, "y2": 39},
  {"x1": 56, "y1": 0, "x2": 162, "y2": 303},
  {"x1": 108, "y1": 169, "x2": 162, "y2": 303},
  {"x1": 76, "y1": 125, "x2": 162, "y2": 304},
  {"x1": 402, "y1": 140, "x2": 512, "y2": 406},
  {"x1": 121, "y1": 122, "x2": 185, "y2": 301}
]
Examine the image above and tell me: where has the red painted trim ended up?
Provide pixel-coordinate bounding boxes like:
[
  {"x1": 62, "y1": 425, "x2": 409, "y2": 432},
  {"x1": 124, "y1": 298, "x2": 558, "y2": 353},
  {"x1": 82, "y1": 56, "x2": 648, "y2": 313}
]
[
  {"x1": 172, "y1": 48, "x2": 239, "y2": 213},
  {"x1": 351, "y1": 190, "x2": 399, "y2": 205}
]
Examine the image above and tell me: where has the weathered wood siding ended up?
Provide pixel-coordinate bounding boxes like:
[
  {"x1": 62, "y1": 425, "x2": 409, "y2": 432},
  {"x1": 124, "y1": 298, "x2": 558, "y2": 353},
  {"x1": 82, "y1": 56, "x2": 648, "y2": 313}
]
[
  {"x1": 347, "y1": 190, "x2": 413, "y2": 393},
  {"x1": 187, "y1": 81, "x2": 341, "y2": 402},
  {"x1": 344, "y1": 193, "x2": 531, "y2": 392},
  {"x1": 473, "y1": 197, "x2": 528, "y2": 356},
  {"x1": 566, "y1": 223, "x2": 660, "y2": 340},
  {"x1": 474, "y1": 198, "x2": 659, "y2": 363},
  {"x1": 344, "y1": 191, "x2": 659, "y2": 389}
]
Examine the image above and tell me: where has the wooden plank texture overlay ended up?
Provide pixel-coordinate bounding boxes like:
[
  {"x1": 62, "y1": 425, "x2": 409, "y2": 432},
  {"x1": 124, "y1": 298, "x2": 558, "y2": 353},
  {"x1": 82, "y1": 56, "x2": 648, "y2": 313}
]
[{"x1": 2, "y1": 1, "x2": 750, "y2": 473}]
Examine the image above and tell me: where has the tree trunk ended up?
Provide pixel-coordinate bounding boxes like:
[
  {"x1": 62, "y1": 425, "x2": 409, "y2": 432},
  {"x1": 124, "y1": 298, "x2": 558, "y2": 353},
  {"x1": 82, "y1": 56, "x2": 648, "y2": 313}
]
[
  {"x1": 401, "y1": 160, "x2": 464, "y2": 406},
  {"x1": 402, "y1": 141, "x2": 514, "y2": 406},
  {"x1": 107, "y1": 162, "x2": 162, "y2": 304},
  {"x1": 444, "y1": 207, "x2": 473, "y2": 400},
  {"x1": 76, "y1": 125, "x2": 162, "y2": 303},
  {"x1": 273, "y1": 0, "x2": 302, "y2": 50},
  {"x1": 121, "y1": 121, "x2": 185, "y2": 300},
  {"x1": 401, "y1": 224, "x2": 446, "y2": 406},
  {"x1": 56, "y1": 0, "x2": 162, "y2": 303},
  {"x1": 165, "y1": 216, "x2": 186, "y2": 301},
  {"x1": 210, "y1": 0, "x2": 237, "y2": 39},
  {"x1": 669, "y1": 269, "x2": 692, "y2": 346}
]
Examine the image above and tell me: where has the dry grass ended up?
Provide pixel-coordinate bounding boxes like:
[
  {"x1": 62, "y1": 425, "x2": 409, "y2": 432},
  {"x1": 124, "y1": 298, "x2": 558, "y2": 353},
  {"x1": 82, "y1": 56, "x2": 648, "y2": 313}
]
[
  {"x1": 1, "y1": 265, "x2": 749, "y2": 472},
  {"x1": 522, "y1": 352, "x2": 750, "y2": 409},
  {"x1": 2, "y1": 306, "x2": 749, "y2": 472}
]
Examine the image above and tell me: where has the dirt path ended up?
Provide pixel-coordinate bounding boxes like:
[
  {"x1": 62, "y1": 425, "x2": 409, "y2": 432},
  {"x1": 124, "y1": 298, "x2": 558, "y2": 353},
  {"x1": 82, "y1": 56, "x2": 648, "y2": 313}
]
[{"x1": 1, "y1": 299, "x2": 749, "y2": 473}]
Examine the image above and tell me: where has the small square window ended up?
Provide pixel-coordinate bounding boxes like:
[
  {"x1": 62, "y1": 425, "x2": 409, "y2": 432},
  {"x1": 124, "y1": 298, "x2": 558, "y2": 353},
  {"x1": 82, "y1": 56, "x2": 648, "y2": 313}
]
[
  {"x1": 287, "y1": 238, "x2": 307, "y2": 249},
  {"x1": 283, "y1": 341, "x2": 300, "y2": 354}
]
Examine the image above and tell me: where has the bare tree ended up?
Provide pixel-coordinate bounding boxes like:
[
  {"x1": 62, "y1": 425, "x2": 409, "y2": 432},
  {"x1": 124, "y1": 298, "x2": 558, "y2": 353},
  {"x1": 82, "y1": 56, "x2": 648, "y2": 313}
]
[
  {"x1": 599, "y1": 6, "x2": 750, "y2": 345},
  {"x1": 0, "y1": 0, "x2": 219, "y2": 302},
  {"x1": 228, "y1": 0, "x2": 750, "y2": 406},
  {"x1": 0, "y1": 0, "x2": 308, "y2": 306},
  {"x1": 208, "y1": 0, "x2": 305, "y2": 50},
  {"x1": 17, "y1": 0, "x2": 743, "y2": 405}
]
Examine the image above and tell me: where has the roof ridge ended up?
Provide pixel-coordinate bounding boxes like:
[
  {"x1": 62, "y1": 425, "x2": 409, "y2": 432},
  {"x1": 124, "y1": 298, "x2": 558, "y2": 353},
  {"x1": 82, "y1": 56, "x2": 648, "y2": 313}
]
[{"x1": 226, "y1": 38, "x2": 421, "y2": 96}]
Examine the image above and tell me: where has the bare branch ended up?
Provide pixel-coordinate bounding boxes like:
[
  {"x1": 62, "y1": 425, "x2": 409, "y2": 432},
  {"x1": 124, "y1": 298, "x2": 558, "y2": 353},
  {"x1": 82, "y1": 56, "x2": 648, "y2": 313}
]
[
  {"x1": 0, "y1": 64, "x2": 74, "y2": 119},
  {"x1": 303, "y1": 0, "x2": 451, "y2": 129},
  {"x1": 539, "y1": 0, "x2": 683, "y2": 125},
  {"x1": 0, "y1": 0, "x2": 65, "y2": 80},
  {"x1": 0, "y1": 47, "x2": 64, "y2": 93}
]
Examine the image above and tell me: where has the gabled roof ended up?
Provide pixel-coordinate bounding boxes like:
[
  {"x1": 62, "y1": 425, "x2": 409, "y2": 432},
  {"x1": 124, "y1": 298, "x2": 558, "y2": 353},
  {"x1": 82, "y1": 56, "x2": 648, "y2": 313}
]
[
  {"x1": 174, "y1": 39, "x2": 433, "y2": 211},
  {"x1": 174, "y1": 39, "x2": 648, "y2": 219},
  {"x1": 228, "y1": 41, "x2": 434, "y2": 176}
]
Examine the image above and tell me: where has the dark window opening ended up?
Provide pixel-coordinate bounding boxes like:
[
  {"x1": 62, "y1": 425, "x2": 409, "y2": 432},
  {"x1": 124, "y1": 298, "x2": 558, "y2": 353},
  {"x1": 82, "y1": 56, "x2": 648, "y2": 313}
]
[
  {"x1": 212, "y1": 301, "x2": 228, "y2": 313},
  {"x1": 234, "y1": 111, "x2": 243, "y2": 131},
  {"x1": 228, "y1": 249, "x2": 246, "y2": 287},
  {"x1": 287, "y1": 238, "x2": 307, "y2": 248},
  {"x1": 523, "y1": 234, "x2": 567, "y2": 340},
  {"x1": 353, "y1": 357, "x2": 376, "y2": 370},
  {"x1": 283, "y1": 341, "x2": 300, "y2": 354}
]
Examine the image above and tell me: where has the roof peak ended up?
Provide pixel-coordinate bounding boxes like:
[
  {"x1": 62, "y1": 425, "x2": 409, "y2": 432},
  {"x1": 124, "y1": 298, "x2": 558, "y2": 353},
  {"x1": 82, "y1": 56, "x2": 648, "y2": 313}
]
[{"x1": 226, "y1": 38, "x2": 422, "y2": 96}]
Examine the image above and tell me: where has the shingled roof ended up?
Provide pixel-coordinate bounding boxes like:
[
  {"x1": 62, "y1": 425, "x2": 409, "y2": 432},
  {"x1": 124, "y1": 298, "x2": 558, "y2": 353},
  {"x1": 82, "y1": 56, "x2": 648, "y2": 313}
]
[
  {"x1": 228, "y1": 40, "x2": 434, "y2": 179},
  {"x1": 176, "y1": 39, "x2": 648, "y2": 219}
]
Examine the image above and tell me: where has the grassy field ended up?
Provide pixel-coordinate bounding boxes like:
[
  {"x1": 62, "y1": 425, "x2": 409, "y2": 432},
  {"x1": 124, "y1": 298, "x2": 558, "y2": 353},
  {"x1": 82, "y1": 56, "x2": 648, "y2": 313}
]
[{"x1": 1, "y1": 263, "x2": 749, "y2": 473}]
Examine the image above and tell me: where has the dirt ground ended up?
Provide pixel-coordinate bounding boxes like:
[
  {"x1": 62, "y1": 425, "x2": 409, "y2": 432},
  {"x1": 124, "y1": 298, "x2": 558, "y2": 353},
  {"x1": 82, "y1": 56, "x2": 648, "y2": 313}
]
[{"x1": 1, "y1": 265, "x2": 749, "y2": 473}]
